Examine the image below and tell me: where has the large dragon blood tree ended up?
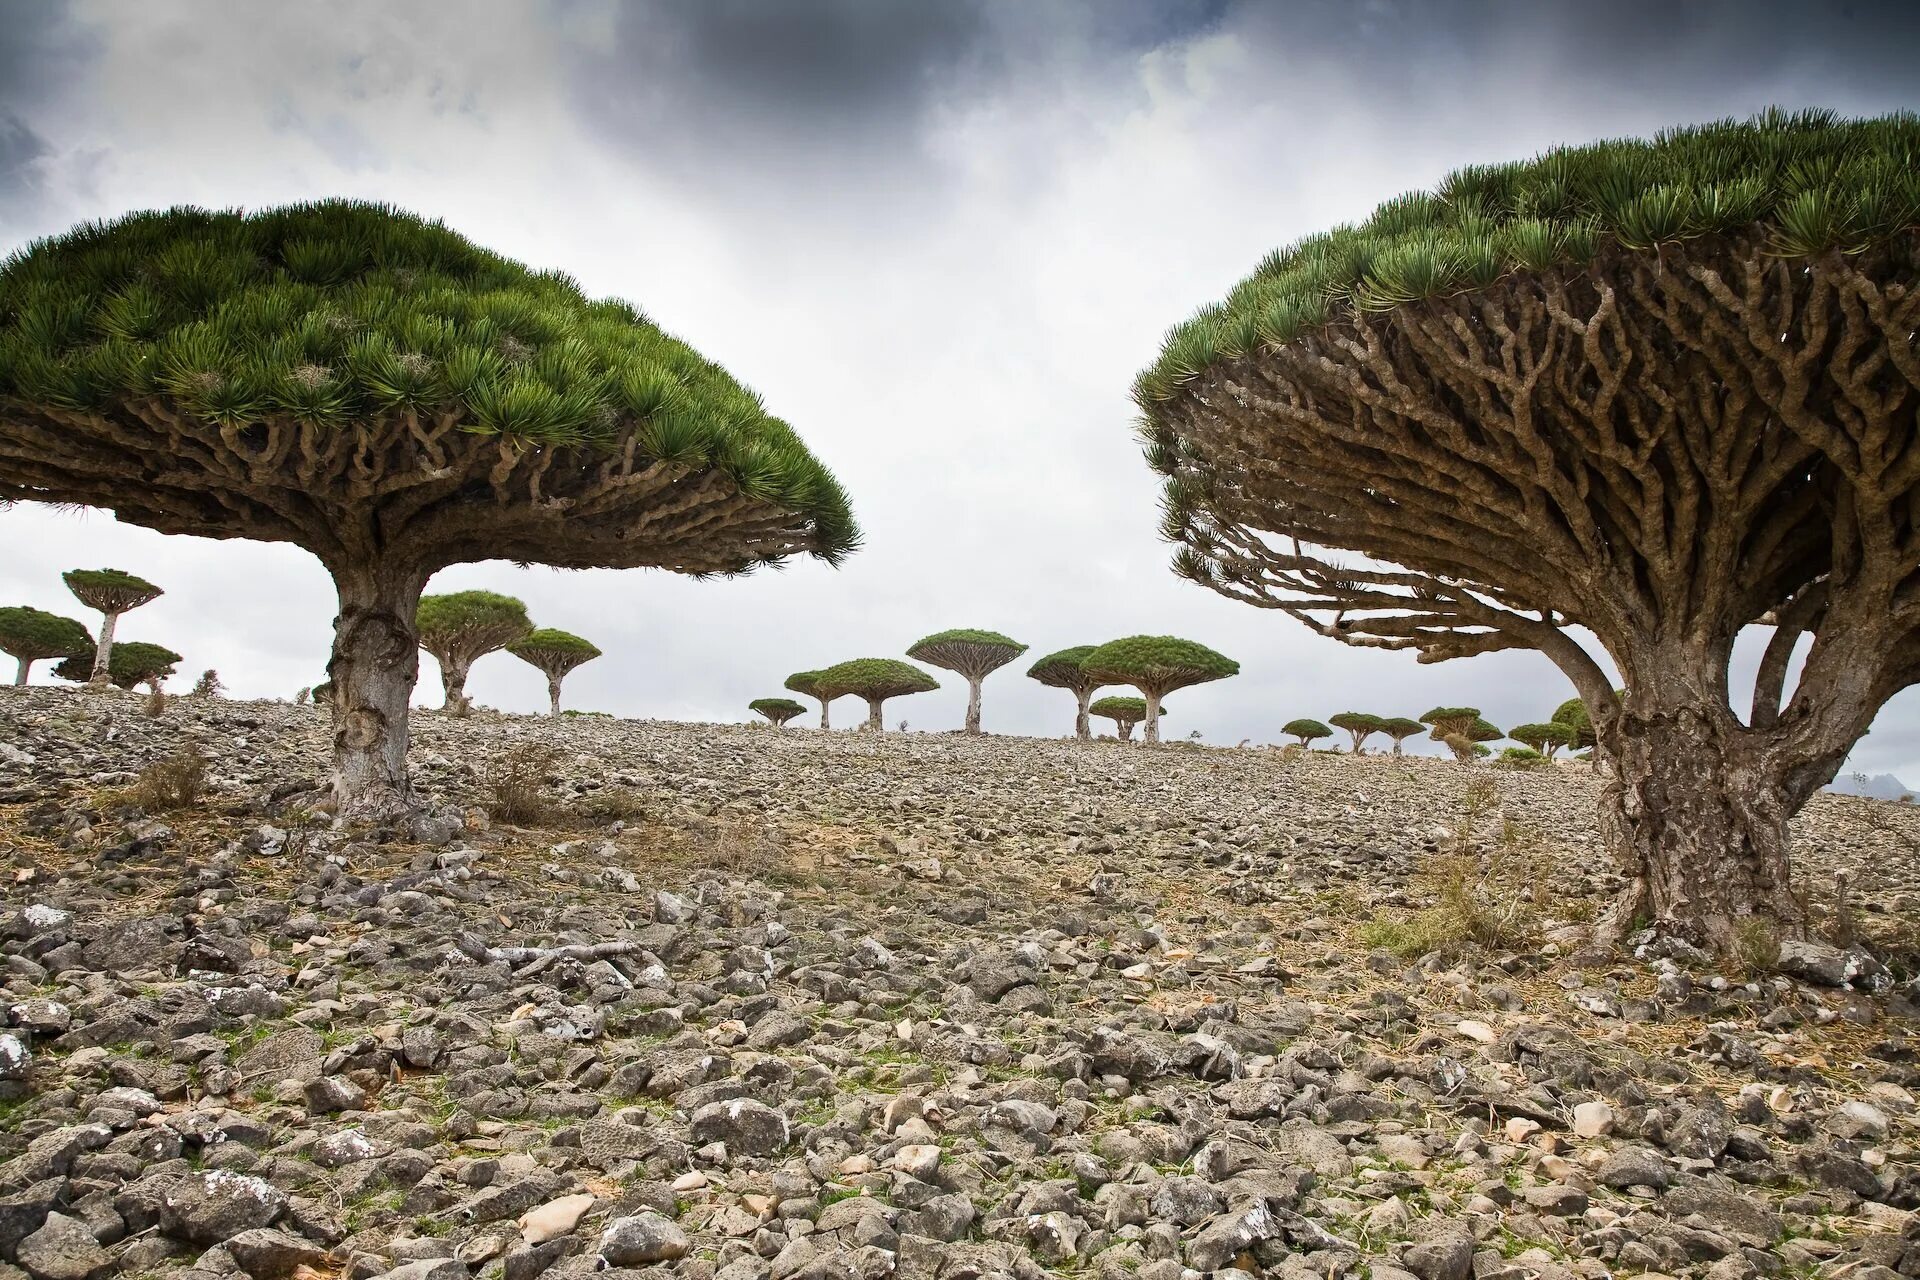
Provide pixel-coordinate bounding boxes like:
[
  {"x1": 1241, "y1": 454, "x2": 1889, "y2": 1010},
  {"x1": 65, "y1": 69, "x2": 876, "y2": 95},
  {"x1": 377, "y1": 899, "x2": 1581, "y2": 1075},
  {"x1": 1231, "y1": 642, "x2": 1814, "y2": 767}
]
[
  {"x1": 416, "y1": 590, "x2": 532, "y2": 714},
  {"x1": 907, "y1": 628, "x2": 1027, "y2": 734},
  {"x1": 0, "y1": 202, "x2": 858, "y2": 820},
  {"x1": 0, "y1": 606, "x2": 92, "y2": 685},
  {"x1": 508, "y1": 627, "x2": 601, "y2": 717},
  {"x1": 1139, "y1": 108, "x2": 1920, "y2": 949},
  {"x1": 1027, "y1": 645, "x2": 1107, "y2": 740}
]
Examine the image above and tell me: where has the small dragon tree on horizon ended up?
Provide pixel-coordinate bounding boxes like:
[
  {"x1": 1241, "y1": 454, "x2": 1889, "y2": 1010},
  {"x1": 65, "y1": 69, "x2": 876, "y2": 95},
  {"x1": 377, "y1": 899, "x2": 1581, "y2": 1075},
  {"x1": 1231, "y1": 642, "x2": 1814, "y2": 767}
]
[
  {"x1": 1027, "y1": 645, "x2": 1108, "y2": 741},
  {"x1": 1089, "y1": 695, "x2": 1162, "y2": 742},
  {"x1": 507, "y1": 626, "x2": 601, "y2": 717},
  {"x1": 1083, "y1": 635, "x2": 1237, "y2": 745},
  {"x1": 1421, "y1": 707, "x2": 1505, "y2": 762},
  {"x1": 53, "y1": 639, "x2": 180, "y2": 692},
  {"x1": 1511, "y1": 721, "x2": 1575, "y2": 758},
  {"x1": 785, "y1": 669, "x2": 839, "y2": 730},
  {"x1": 1283, "y1": 718, "x2": 1332, "y2": 748},
  {"x1": 1381, "y1": 717, "x2": 1427, "y2": 756},
  {"x1": 63, "y1": 568, "x2": 161, "y2": 689},
  {"x1": 0, "y1": 606, "x2": 92, "y2": 686},
  {"x1": 907, "y1": 628, "x2": 1027, "y2": 734},
  {"x1": 1329, "y1": 711, "x2": 1386, "y2": 753},
  {"x1": 749, "y1": 697, "x2": 807, "y2": 727},
  {"x1": 0, "y1": 201, "x2": 857, "y2": 820},
  {"x1": 417, "y1": 590, "x2": 532, "y2": 715},
  {"x1": 1138, "y1": 109, "x2": 1920, "y2": 947},
  {"x1": 816, "y1": 658, "x2": 938, "y2": 732}
]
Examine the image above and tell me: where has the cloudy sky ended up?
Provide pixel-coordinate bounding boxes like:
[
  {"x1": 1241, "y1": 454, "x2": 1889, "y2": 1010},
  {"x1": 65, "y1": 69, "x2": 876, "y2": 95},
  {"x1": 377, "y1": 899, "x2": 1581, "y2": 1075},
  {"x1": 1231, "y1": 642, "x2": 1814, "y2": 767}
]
[{"x1": 4, "y1": 0, "x2": 1920, "y2": 774}]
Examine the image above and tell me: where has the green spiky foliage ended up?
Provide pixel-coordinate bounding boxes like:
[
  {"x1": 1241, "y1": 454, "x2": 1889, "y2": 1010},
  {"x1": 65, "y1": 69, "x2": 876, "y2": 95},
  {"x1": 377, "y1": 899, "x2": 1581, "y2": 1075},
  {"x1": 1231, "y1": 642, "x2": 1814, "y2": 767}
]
[
  {"x1": 312, "y1": 679, "x2": 334, "y2": 705},
  {"x1": 0, "y1": 606, "x2": 92, "y2": 685},
  {"x1": 1136, "y1": 110, "x2": 1920, "y2": 410},
  {"x1": 1138, "y1": 109, "x2": 1920, "y2": 949},
  {"x1": 1282, "y1": 718, "x2": 1333, "y2": 747},
  {"x1": 415, "y1": 590, "x2": 532, "y2": 714},
  {"x1": 1082, "y1": 636, "x2": 1237, "y2": 745},
  {"x1": 816, "y1": 658, "x2": 939, "y2": 732},
  {"x1": 1380, "y1": 716, "x2": 1428, "y2": 755},
  {"x1": 749, "y1": 697, "x2": 808, "y2": 727},
  {"x1": 1509, "y1": 721, "x2": 1575, "y2": 757},
  {"x1": 1027, "y1": 645, "x2": 1108, "y2": 741},
  {"x1": 1328, "y1": 711, "x2": 1386, "y2": 752},
  {"x1": 53, "y1": 639, "x2": 180, "y2": 691},
  {"x1": 507, "y1": 626, "x2": 601, "y2": 717},
  {"x1": 1420, "y1": 707, "x2": 1482, "y2": 738},
  {"x1": 906, "y1": 628, "x2": 1027, "y2": 734},
  {"x1": 62, "y1": 566, "x2": 162, "y2": 687},
  {"x1": 1499, "y1": 746, "x2": 1546, "y2": 768},
  {"x1": 0, "y1": 202, "x2": 857, "y2": 819},
  {"x1": 785, "y1": 668, "x2": 844, "y2": 730},
  {"x1": 1550, "y1": 695, "x2": 1606, "y2": 750},
  {"x1": 1088, "y1": 695, "x2": 1165, "y2": 742}
]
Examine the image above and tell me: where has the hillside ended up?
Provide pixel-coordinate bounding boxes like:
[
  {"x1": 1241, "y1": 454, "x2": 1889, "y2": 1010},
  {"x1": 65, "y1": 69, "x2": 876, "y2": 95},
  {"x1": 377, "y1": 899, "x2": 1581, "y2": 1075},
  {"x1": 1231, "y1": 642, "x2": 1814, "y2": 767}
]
[{"x1": 0, "y1": 687, "x2": 1916, "y2": 1280}]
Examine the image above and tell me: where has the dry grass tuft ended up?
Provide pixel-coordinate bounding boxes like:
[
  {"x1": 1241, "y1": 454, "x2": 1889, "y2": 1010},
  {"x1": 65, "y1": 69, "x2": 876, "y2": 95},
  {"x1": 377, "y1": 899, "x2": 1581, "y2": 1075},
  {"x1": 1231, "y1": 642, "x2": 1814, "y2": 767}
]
[
  {"x1": 1361, "y1": 779, "x2": 1544, "y2": 958},
  {"x1": 142, "y1": 686, "x2": 168, "y2": 718},
  {"x1": 483, "y1": 742, "x2": 557, "y2": 825},
  {"x1": 127, "y1": 744, "x2": 209, "y2": 812}
]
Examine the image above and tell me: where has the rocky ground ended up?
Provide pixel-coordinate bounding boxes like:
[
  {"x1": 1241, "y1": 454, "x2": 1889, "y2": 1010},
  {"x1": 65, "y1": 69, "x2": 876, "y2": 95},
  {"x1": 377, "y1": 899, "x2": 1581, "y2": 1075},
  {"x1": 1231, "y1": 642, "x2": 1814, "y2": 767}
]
[{"x1": 0, "y1": 686, "x2": 1917, "y2": 1280}]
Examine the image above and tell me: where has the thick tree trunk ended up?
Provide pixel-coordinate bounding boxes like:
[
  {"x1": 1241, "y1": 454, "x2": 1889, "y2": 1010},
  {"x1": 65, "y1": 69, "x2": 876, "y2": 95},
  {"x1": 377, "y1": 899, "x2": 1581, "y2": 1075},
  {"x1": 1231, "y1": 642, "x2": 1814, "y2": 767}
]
[
  {"x1": 865, "y1": 698, "x2": 884, "y2": 731},
  {"x1": 965, "y1": 676, "x2": 983, "y2": 734},
  {"x1": 1143, "y1": 690, "x2": 1163, "y2": 745},
  {"x1": 1597, "y1": 699, "x2": 1808, "y2": 952},
  {"x1": 547, "y1": 675, "x2": 563, "y2": 718},
  {"x1": 1118, "y1": 720, "x2": 1135, "y2": 742},
  {"x1": 1074, "y1": 688, "x2": 1092, "y2": 741},
  {"x1": 327, "y1": 561, "x2": 427, "y2": 824},
  {"x1": 440, "y1": 658, "x2": 471, "y2": 715},
  {"x1": 1391, "y1": 739, "x2": 1404, "y2": 756},
  {"x1": 89, "y1": 610, "x2": 119, "y2": 687},
  {"x1": 819, "y1": 699, "x2": 831, "y2": 731},
  {"x1": 13, "y1": 656, "x2": 29, "y2": 686}
]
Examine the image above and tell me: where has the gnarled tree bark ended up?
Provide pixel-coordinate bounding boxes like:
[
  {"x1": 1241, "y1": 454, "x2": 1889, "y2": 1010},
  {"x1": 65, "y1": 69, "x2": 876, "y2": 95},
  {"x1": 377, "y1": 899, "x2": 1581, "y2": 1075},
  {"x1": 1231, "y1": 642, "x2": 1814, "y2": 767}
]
[
  {"x1": 1150, "y1": 230, "x2": 1920, "y2": 949},
  {"x1": 325, "y1": 559, "x2": 428, "y2": 824}
]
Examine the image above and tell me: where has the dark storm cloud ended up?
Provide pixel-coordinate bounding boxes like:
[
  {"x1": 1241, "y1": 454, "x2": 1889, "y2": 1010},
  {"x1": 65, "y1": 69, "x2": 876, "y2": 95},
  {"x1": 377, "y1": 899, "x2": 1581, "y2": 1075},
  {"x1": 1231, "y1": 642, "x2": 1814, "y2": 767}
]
[
  {"x1": 0, "y1": 115, "x2": 49, "y2": 199},
  {"x1": 557, "y1": 0, "x2": 1230, "y2": 197},
  {"x1": 0, "y1": 3, "x2": 101, "y2": 217}
]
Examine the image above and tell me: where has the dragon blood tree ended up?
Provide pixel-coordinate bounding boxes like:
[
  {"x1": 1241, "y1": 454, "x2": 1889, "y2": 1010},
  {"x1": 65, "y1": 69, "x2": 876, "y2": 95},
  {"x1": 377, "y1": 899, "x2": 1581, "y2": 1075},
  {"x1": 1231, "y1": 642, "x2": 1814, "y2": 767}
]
[
  {"x1": 0, "y1": 606, "x2": 92, "y2": 685},
  {"x1": 749, "y1": 697, "x2": 807, "y2": 727},
  {"x1": 817, "y1": 658, "x2": 937, "y2": 731},
  {"x1": 1380, "y1": 717, "x2": 1427, "y2": 756},
  {"x1": 1552, "y1": 696, "x2": 1599, "y2": 750},
  {"x1": 507, "y1": 627, "x2": 601, "y2": 717},
  {"x1": 1282, "y1": 718, "x2": 1332, "y2": 748},
  {"x1": 1083, "y1": 636, "x2": 1237, "y2": 745},
  {"x1": 63, "y1": 568, "x2": 161, "y2": 687},
  {"x1": 1027, "y1": 645, "x2": 1107, "y2": 740},
  {"x1": 415, "y1": 590, "x2": 531, "y2": 714},
  {"x1": 54, "y1": 639, "x2": 180, "y2": 692},
  {"x1": 1089, "y1": 695, "x2": 1160, "y2": 742},
  {"x1": 1329, "y1": 711, "x2": 1386, "y2": 753},
  {"x1": 1510, "y1": 721, "x2": 1575, "y2": 758},
  {"x1": 1140, "y1": 109, "x2": 1920, "y2": 948},
  {"x1": 0, "y1": 202, "x2": 856, "y2": 820},
  {"x1": 785, "y1": 669, "x2": 840, "y2": 729},
  {"x1": 907, "y1": 629, "x2": 1027, "y2": 734},
  {"x1": 1421, "y1": 707, "x2": 1504, "y2": 762}
]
